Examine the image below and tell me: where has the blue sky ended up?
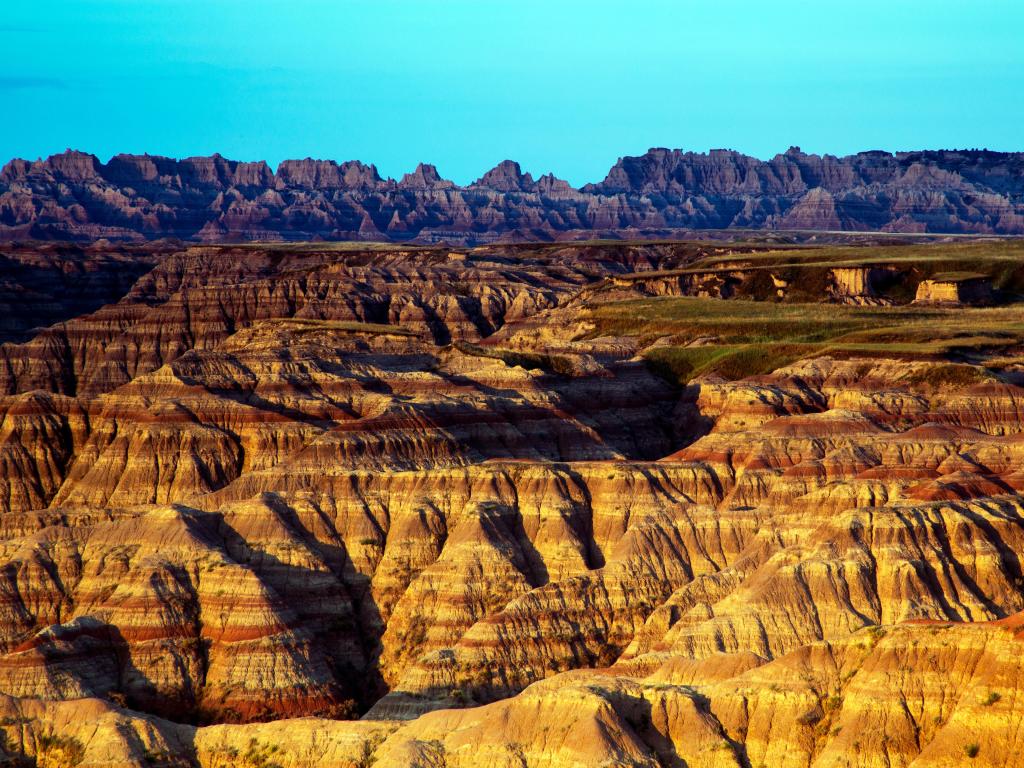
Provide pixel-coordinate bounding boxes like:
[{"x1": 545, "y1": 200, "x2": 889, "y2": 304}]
[{"x1": 1, "y1": 0, "x2": 1022, "y2": 185}]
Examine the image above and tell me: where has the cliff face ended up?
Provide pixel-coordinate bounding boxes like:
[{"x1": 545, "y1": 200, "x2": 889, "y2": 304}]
[
  {"x1": 3, "y1": 239, "x2": 1024, "y2": 766},
  {"x1": 3, "y1": 147, "x2": 1024, "y2": 243}
]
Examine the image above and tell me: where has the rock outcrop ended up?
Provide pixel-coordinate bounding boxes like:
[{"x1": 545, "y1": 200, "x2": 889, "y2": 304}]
[
  {"x1": 4, "y1": 147, "x2": 1024, "y2": 242},
  {"x1": 1, "y1": 239, "x2": 1024, "y2": 766},
  {"x1": 914, "y1": 273, "x2": 994, "y2": 304},
  {"x1": 2, "y1": 618, "x2": 1022, "y2": 767}
]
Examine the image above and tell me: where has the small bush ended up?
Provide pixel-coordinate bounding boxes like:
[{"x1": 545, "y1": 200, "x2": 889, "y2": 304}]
[
  {"x1": 965, "y1": 742, "x2": 981, "y2": 759},
  {"x1": 356, "y1": 734, "x2": 387, "y2": 768},
  {"x1": 36, "y1": 731, "x2": 86, "y2": 767},
  {"x1": 207, "y1": 739, "x2": 283, "y2": 768},
  {"x1": 982, "y1": 691, "x2": 1001, "y2": 706},
  {"x1": 796, "y1": 706, "x2": 823, "y2": 726}
]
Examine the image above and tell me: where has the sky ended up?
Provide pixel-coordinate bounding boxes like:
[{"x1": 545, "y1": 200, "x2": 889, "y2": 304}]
[{"x1": 1, "y1": 0, "x2": 1022, "y2": 186}]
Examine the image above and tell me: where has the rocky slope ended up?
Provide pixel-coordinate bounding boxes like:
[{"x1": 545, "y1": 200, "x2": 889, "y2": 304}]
[
  {"x1": 0, "y1": 242, "x2": 166, "y2": 344},
  {"x1": 3, "y1": 147, "x2": 1024, "y2": 243},
  {"x1": 0, "y1": 239, "x2": 1023, "y2": 766},
  {"x1": 2, "y1": 617, "x2": 1020, "y2": 767}
]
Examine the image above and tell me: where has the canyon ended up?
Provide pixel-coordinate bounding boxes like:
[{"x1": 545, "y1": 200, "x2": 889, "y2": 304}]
[
  {"x1": 3, "y1": 148, "x2": 1024, "y2": 243},
  {"x1": 0, "y1": 235, "x2": 1023, "y2": 766}
]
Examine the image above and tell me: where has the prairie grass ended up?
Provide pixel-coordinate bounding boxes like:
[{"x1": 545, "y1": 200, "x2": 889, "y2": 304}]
[
  {"x1": 692, "y1": 240, "x2": 1024, "y2": 270},
  {"x1": 587, "y1": 295, "x2": 1024, "y2": 383},
  {"x1": 454, "y1": 341, "x2": 577, "y2": 375},
  {"x1": 668, "y1": 241, "x2": 1024, "y2": 301},
  {"x1": 272, "y1": 318, "x2": 417, "y2": 336}
]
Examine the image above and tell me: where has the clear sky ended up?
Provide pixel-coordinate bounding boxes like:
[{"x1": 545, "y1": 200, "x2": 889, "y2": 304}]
[{"x1": 2, "y1": 0, "x2": 1022, "y2": 186}]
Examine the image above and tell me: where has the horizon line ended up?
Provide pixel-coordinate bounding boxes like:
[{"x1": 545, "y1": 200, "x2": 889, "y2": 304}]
[{"x1": 4, "y1": 145, "x2": 1023, "y2": 189}]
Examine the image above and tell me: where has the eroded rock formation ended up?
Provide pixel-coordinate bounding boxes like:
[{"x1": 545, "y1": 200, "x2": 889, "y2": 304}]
[
  {"x1": 0, "y1": 239, "x2": 1023, "y2": 766},
  {"x1": 4, "y1": 147, "x2": 1024, "y2": 243}
]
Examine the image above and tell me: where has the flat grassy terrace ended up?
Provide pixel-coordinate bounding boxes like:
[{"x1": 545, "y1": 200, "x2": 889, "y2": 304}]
[
  {"x1": 691, "y1": 240, "x2": 1024, "y2": 270},
  {"x1": 585, "y1": 295, "x2": 1024, "y2": 383},
  {"x1": 594, "y1": 242, "x2": 1024, "y2": 305}
]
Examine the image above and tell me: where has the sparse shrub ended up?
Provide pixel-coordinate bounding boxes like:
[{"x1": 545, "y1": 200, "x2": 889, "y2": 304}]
[
  {"x1": 965, "y1": 742, "x2": 981, "y2": 759},
  {"x1": 356, "y1": 733, "x2": 386, "y2": 768},
  {"x1": 865, "y1": 624, "x2": 886, "y2": 644},
  {"x1": 207, "y1": 739, "x2": 283, "y2": 768},
  {"x1": 35, "y1": 731, "x2": 86, "y2": 767},
  {"x1": 796, "y1": 706, "x2": 823, "y2": 726},
  {"x1": 982, "y1": 691, "x2": 1001, "y2": 706},
  {"x1": 322, "y1": 698, "x2": 359, "y2": 720}
]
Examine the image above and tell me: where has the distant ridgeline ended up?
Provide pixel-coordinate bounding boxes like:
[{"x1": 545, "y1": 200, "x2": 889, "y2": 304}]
[{"x1": 2, "y1": 147, "x2": 1023, "y2": 242}]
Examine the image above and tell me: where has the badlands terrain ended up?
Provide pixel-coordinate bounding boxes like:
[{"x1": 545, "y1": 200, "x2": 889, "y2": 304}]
[
  {"x1": 3, "y1": 147, "x2": 1024, "y2": 242},
  {"x1": 0, "y1": 235, "x2": 1023, "y2": 766}
]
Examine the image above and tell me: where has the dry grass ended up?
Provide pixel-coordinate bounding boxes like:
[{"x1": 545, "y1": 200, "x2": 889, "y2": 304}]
[
  {"x1": 272, "y1": 318, "x2": 417, "y2": 336},
  {"x1": 692, "y1": 240, "x2": 1024, "y2": 269},
  {"x1": 645, "y1": 343, "x2": 814, "y2": 384},
  {"x1": 454, "y1": 341, "x2": 577, "y2": 375},
  {"x1": 681, "y1": 241, "x2": 1024, "y2": 298},
  {"x1": 587, "y1": 295, "x2": 1024, "y2": 383}
]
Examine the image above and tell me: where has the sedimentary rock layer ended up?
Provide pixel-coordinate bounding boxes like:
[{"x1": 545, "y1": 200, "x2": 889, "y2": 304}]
[
  {"x1": 1, "y1": 239, "x2": 1023, "y2": 766},
  {"x1": 3, "y1": 147, "x2": 1024, "y2": 242}
]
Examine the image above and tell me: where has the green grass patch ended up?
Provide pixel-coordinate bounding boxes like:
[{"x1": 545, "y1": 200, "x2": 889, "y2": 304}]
[
  {"x1": 586, "y1": 296, "x2": 942, "y2": 345},
  {"x1": 692, "y1": 240, "x2": 1024, "y2": 271},
  {"x1": 274, "y1": 318, "x2": 417, "y2": 336},
  {"x1": 644, "y1": 343, "x2": 818, "y2": 383},
  {"x1": 588, "y1": 296, "x2": 1024, "y2": 347},
  {"x1": 589, "y1": 294, "x2": 1024, "y2": 382},
  {"x1": 454, "y1": 341, "x2": 577, "y2": 375},
  {"x1": 982, "y1": 691, "x2": 1002, "y2": 706},
  {"x1": 929, "y1": 271, "x2": 989, "y2": 283}
]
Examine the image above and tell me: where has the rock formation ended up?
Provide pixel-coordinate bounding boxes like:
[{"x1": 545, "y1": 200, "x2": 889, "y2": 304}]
[
  {"x1": 4, "y1": 147, "x2": 1024, "y2": 243},
  {"x1": 914, "y1": 273, "x2": 994, "y2": 304},
  {"x1": 0, "y1": 237, "x2": 1023, "y2": 766}
]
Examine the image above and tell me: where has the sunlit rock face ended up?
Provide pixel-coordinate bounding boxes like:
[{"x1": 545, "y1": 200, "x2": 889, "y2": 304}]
[{"x1": 2, "y1": 238, "x2": 1024, "y2": 767}]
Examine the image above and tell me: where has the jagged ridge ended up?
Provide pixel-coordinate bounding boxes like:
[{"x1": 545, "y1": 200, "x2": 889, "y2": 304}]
[{"x1": 3, "y1": 147, "x2": 1024, "y2": 242}]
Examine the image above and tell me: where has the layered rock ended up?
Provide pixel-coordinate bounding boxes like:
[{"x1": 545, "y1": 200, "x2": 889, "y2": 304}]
[
  {"x1": 4, "y1": 147, "x2": 1024, "y2": 242},
  {"x1": 2, "y1": 239, "x2": 1024, "y2": 766},
  {"x1": 914, "y1": 274, "x2": 994, "y2": 304},
  {"x1": 0, "y1": 240, "x2": 705, "y2": 399},
  {"x1": 2, "y1": 618, "x2": 1022, "y2": 767}
]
